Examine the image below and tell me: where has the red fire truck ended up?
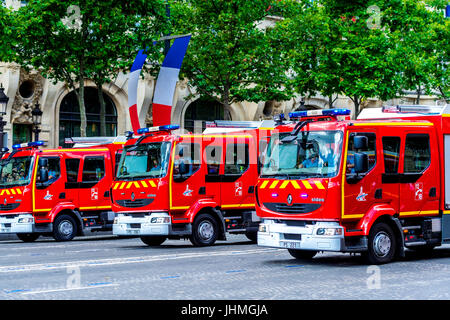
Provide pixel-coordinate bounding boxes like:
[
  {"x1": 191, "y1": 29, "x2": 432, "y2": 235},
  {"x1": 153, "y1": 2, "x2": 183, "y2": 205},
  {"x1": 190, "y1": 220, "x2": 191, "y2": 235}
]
[
  {"x1": 257, "y1": 105, "x2": 450, "y2": 264},
  {"x1": 0, "y1": 137, "x2": 124, "y2": 242},
  {"x1": 112, "y1": 121, "x2": 276, "y2": 246}
]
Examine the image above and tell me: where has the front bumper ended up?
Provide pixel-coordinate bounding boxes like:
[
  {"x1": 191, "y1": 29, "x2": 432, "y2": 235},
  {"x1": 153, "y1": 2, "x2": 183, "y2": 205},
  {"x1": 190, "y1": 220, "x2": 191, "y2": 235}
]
[
  {"x1": 113, "y1": 212, "x2": 171, "y2": 236},
  {"x1": 0, "y1": 214, "x2": 35, "y2": 234},
  {"x1": 257, "y1": 219, "x2": 345, "y2": 252}
]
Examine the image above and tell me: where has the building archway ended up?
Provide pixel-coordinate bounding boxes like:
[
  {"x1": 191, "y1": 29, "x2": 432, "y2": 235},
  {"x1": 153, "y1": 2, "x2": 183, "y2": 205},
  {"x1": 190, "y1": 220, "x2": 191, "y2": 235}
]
[
  {"x1": 183, "y1": 98, "x2": 230, "y2": 133},
  {"x1": 58, "y1": 87, "x2": 118, "y2": 147}
]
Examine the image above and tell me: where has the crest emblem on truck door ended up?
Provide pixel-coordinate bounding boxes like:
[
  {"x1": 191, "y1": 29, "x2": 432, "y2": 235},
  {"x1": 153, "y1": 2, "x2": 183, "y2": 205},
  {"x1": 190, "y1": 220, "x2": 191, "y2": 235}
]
[
  {"x1": 356, "y1": 186, "x2": 368, "y2": 202},
  {"x1": 44, "y1": 190, "x2": 53, "y2": 200}
]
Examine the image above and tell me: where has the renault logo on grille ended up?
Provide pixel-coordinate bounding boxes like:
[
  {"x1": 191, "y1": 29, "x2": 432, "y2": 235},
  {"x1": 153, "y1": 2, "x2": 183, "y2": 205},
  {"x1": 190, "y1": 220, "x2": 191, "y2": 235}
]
[
  {"x1": 287, "y1": 194, "x2": 293, "y2": 206},
  {"x1": 131, "y1": 192, "x2": 135, "y2": 201}
]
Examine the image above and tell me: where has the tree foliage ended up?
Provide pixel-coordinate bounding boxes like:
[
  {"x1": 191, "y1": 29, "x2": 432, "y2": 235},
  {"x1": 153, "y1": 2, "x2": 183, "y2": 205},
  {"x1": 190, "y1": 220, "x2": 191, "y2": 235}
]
[
  {"x1": 9, "y1": 0, "x2": 168, "y2": 136},
  {"x1": 170, "y1": 0, "x2": 296, "y2": 114}
]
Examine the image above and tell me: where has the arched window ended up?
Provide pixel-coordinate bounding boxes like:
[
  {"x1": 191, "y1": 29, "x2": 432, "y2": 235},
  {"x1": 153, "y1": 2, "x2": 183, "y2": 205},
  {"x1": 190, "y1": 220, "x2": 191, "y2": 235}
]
[
  {"x1": 183, "y1": 98, "x2": 230, "y2": 133},
  {"x1": 59, "y1": 87, "x2": 117, "y2": 147}
]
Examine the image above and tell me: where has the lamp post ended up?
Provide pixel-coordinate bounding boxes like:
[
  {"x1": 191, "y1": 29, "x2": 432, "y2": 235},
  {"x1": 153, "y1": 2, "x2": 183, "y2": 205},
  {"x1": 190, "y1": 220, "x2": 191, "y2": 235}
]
[
  {"x1": 0, "y1": 84, "x2": 9, "y2": 150},
  {"x1": 32, "y1": 102, "x2": 42, "y2": 142}
]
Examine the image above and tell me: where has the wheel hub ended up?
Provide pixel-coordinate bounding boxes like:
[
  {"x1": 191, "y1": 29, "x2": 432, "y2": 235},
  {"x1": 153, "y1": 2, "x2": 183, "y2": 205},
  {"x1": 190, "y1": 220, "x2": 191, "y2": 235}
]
[
  {"x1": 198, "y1": 221, "x2": 214, "y2": 241},
  {"x1": 59, "y1": 220, "x2": 74, "y2": 236},
  {"x1": 373, "y1": 231, "x2": 391, "y2": 257}
]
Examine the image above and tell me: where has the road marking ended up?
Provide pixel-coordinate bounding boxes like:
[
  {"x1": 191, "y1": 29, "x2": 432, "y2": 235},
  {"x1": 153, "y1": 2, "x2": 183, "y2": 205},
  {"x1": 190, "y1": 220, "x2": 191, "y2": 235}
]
[
  {"x1": 21, "y1": 283, "x2": 118, "y2": 295},
  {"x1": 0, "y1": 248, "x2": 283, "y2": 273},
  {"x1": 225, "y1": 269, "x2": 246, "y2": 274}
]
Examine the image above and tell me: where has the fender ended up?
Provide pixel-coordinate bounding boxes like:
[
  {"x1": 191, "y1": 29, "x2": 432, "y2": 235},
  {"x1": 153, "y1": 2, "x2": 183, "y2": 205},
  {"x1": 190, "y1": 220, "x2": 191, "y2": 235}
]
[
  {"x1": 356, "y1": 203, "x2": 405, "y2": 258},
  {"x1": 47, "y1": 202, "x2": 80, "y2": 223},
  {"x1": 184, "y1": 199, "x2": 226, "y2": 240},
  {"x1": 356, "y1": 204, "x2": 396, "y2": 235},
  {"x1": 185, "y1": 199, "x2": 221, "y2": 224}
]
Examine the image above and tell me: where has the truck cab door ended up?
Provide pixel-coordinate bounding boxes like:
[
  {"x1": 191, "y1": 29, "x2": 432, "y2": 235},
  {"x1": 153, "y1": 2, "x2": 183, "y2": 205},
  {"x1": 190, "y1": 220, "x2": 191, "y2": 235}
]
[
  {"x1": 380, "y1": 136, "x2": 402, "y2": 213},
  {"x1": 204, "y1": 143, "x2": 222, "y2": 205},
  {"x1": 170, "y1": 142, "x2": 202, "y2": 210},
  {"x1": 398, "y1": 132, "x2": 439, "y2": 217},
  {"x1": 34, "y1": 156, "x2": 64, "y2": 213},
  {"x1": 64, "y1": 157, "x2": 81, "y2": 206},
  {"x1": 220, "y1": 141, "x2": 254, "y2": 209},
  {"x1": 78, "y1": 155, "x2": 110, "y2": 210},
  {"x1": 343, "y1": 131, "x2": 381, "y2": 219}
]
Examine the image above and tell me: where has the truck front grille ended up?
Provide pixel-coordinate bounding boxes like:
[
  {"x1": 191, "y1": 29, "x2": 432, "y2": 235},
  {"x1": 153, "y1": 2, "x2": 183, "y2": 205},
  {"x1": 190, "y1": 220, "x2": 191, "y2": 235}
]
[
  {"x1": 263, "y1": 202, "x2": 321, "y2": 214},
  {"x1": 116, "y1": 198, "x2": 154, "y2": 208},
  {"x1": 0, "y1": 203, "x2": 20, "y2": 211}
]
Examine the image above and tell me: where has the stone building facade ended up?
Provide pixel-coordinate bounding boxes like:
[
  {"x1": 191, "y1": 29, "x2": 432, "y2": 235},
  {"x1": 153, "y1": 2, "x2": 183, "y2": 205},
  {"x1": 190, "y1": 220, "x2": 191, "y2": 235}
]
[{"x1": 0, "y1": 61, "x2": 444, "y2": 149}]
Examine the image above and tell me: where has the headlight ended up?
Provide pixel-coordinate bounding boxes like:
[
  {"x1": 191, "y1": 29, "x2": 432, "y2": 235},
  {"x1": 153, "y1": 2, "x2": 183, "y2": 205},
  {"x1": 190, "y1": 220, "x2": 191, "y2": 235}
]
[
  {"x1": 150, "y1": 217, "x2": 170, "y2": 224},
  {"x1": 258, "y1": 224, "x2": 268, "y2": 233},
  {"x1": 316, "y1": 228, "x2": 342, "y2": 236},
  {"x1": 18, "y1": 217, "x2": 34, "y2": 224}
]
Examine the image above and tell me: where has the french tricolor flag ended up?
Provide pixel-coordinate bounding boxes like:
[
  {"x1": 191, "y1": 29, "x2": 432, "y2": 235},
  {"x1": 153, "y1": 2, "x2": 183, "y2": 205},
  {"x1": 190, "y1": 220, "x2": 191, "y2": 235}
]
[{"x1": 128, "y1": 35, "x2": 191, "y2": 133}]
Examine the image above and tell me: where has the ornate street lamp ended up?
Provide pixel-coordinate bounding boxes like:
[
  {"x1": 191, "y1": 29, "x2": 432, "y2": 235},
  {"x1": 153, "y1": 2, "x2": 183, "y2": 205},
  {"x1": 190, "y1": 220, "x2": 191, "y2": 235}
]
[
  {"x1": 0, "y1": 84, "x2": 9, "y2": 150},
  {"x1": 32, "y1": 102, "x2": 43, "y2": 142}
]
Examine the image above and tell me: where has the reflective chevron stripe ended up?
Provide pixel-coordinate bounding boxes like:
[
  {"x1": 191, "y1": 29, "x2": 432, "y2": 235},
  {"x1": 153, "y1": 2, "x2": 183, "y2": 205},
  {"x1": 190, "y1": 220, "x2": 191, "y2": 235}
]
[
  {"x1": 258, "y1": 180, "x2": 326, "y2": 190},
  {"x1": 0, "y1": 188, "x2": 23, "y2": 196}
]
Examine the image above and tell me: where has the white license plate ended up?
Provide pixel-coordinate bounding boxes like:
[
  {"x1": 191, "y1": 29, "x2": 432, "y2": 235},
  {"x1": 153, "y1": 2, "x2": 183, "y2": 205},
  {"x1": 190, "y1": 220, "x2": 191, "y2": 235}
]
[
  {"x1": 127, "y1": 230, "x2": 140, "y2": 235},
  {"x1": 280, "y1": 241, "x2": 301, "y2": 249},
  {"x1": 0, "y1": 228, "x2": 11, "y2": 233}
]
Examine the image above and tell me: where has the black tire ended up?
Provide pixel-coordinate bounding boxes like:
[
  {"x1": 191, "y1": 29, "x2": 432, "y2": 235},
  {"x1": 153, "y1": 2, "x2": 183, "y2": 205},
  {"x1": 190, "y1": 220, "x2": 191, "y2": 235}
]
[
  {"x1": 365, "y1": 222, "x2": 396, "y2": 265},
  {"x1": 245, "y1": 231, "x2": 257, "y2": 243},
  {"x1": 190, "y1": 213, "x2": 219, "y2": 247},
  {"x1": 288, "y1": 249, "x2": 317, "y2": 260},
  {"x1": 17, "y1": 233, "x2": 40, "y2": 243},
  {"x1": 53, "y1": 214, "x2": 78, "y2": 241},
  {"x1": 140, "y1": 236, "x2": 166, "y2": 246}
]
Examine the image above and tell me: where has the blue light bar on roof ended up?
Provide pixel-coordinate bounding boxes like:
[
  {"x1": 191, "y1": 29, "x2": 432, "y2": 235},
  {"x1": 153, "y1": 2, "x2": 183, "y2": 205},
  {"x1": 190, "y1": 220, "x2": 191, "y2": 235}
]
[
  {"x1": 289, "y1": 108, "x2": 351, "y2": 119},
  {"x1": 137, "y1": 125, "x2": 180, "y2": 135},
  {"x1": 12, "y1": 141, "x2": 45, "y2": 150}
]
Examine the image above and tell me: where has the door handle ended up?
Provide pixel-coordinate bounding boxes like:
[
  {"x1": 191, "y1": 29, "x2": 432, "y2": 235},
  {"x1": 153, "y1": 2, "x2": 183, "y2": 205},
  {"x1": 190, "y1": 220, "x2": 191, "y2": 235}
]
[
  {"x1": 374, "y1": 189, "x2": 382, "y2": 199},
  {"x1": 429, "y1": 187, "x2": 437, "y2": 198}
]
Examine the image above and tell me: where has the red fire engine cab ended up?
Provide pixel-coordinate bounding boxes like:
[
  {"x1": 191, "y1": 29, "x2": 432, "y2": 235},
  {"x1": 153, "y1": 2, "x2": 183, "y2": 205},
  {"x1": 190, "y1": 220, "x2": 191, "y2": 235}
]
[
  {"x1": 0, "y1": 137, "x2": 124, "y2": 242},
  {"x1": 112, "y1": 121, "x2": 275, "y2": 246},
  {"x1": 257, "y1": 105, "x2": 450, "y2": 264}
]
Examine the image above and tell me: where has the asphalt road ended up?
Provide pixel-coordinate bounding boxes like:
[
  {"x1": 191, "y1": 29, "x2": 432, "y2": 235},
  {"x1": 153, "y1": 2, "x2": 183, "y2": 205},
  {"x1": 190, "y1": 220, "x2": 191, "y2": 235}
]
[{"x1": 1, "y1": 233, "x2": 450, "y2": 300}]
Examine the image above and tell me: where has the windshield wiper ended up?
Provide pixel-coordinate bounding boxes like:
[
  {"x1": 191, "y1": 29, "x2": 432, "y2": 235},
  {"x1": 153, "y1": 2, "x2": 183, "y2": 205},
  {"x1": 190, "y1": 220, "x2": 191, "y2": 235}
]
[
  {"x1": 261, "y1": 173, "x2": 291, "y2": 179},
  {"x1": 116, "y1": 174, "x2": 156, "y2": 181}
]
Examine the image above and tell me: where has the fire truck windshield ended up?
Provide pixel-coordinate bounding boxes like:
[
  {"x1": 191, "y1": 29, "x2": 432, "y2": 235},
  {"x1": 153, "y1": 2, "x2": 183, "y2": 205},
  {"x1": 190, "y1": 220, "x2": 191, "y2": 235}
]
[
  {"x1": 261, "y1": 130, "x2": 343, "y2": 178},
  {"x1": 0, "y1": 156, "x2": 34, "y2": 187},
  {"x1": 116, "y1": 142, "x2": 171, "y2": 180}
]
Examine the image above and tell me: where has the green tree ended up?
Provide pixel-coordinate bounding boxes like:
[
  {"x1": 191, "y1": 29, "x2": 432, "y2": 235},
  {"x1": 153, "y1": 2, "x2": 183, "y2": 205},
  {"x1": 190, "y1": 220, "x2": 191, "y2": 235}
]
[
  {"x1": 170, "y1": 0, "x2": 295, "y2": 116},
  {"x1": 383, "y1": 0, "x2": 449, "y2": 104},
  {"x1": 11, "y1": 0, "x2": 167, "y2": 137},
  {"x1": 288, "y1": 0, "x2": 402, "y2": 116}
]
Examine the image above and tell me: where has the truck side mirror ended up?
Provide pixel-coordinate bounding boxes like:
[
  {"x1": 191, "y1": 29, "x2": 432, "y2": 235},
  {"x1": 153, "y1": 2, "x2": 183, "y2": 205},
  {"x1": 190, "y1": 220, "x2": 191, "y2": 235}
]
[
  {"x1": 38, "y1": 158, "x2": 48, "y2": 167},
  {"x1": 353, "y1": 136, "x2": 368, "y2": 150},
  {"x1": 354, "y1": 152, "x2": 369, "y2": 173},
  {"x1": 39, "y1": 168, "x2": 49, "y2": 183},
  {"x1": 179, "y1": 161, "x2": 188, "y2": 175}
]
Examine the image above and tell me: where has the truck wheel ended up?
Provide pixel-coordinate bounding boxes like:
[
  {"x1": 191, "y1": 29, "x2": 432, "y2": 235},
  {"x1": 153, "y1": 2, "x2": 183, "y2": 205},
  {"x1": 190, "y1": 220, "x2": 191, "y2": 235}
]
[
  {"x1": 190, "y1": 213, "x2": 218, "y2": 247},
  {"x1": 288, "y1": 249, "x2": 317, "y2": 260},
  {"x1": 17, "y1": 233, "x2": 40, "y2": 243},
  {"x1": 365, "y1": 222, "x2": 396, "y2": 265},
  {"x1": 140, "y1": 236, "x2": 166, "y2": 246},
  {"x1": 53, "y1": 214, "x2": 78, "y2": 242}
]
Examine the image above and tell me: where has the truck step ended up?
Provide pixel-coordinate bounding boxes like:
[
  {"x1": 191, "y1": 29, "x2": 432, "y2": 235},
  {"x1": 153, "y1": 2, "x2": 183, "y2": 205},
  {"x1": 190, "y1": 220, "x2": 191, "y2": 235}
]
[
  {"x1": 404, "y1": 241, "x2": 427, "y2": 247},
  {"x1": 402, "y1": 226, "x2": 421, "y2": 231}
]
